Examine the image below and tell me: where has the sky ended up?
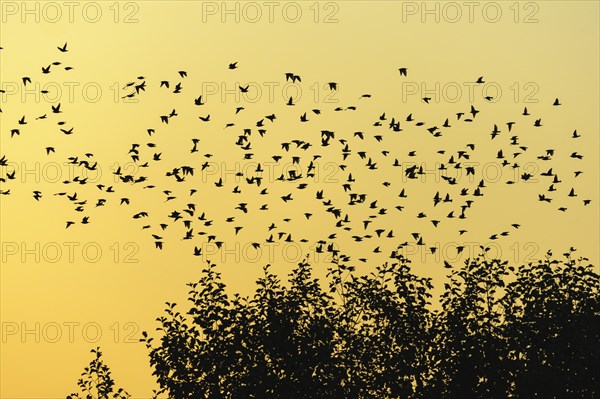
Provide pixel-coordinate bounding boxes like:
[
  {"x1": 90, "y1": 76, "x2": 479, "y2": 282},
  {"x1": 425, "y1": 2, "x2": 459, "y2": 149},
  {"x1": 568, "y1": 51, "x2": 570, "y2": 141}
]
[{"x1": 0, "y1": 1, "x2": 599, "y2": 397}]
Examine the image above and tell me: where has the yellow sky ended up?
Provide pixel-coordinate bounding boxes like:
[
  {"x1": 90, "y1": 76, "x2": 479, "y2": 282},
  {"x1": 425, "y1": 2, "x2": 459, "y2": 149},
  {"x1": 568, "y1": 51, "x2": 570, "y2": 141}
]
[{"x1": 1, "y1": 1, "x2": 598, "y2": 396}]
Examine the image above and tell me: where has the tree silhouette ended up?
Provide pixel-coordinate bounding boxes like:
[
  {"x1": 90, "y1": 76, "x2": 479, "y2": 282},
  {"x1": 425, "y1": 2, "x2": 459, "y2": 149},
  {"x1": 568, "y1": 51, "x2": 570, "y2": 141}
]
[
  {"x1": 66, "y1": 347, "x2": 130, "y2": 399},
  {"x1": 330, "y1": 255, "x2": 433, "y2": 398},
  {"x1": 68, "y1": 250, "x2": 599, "y2": 398},
  {"x1": 142, "y1": 260, "x2": 346, "y2": 398},
  {"x1": 427, "y1": 254, "x2": 512, "y2": 398},
  {"x1": 503, "y1": 249, "x2": 599, "y2": 398},
  {"x1": 140, "y1": 255, "x2": 436, "y2": 399}
]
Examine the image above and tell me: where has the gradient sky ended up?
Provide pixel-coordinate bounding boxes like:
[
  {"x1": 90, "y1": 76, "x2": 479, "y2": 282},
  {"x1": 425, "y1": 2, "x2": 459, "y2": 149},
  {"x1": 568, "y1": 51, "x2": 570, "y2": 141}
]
[{"x1": 1, "y1": 1, "x2": 599, "y2": 396}]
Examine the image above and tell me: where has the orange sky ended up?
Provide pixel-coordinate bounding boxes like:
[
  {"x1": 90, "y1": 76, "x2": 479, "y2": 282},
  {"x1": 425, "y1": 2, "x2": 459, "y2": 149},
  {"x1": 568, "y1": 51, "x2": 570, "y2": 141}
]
[{"x1": 1, "y1": 1, "x2": 598, "y2": 396}]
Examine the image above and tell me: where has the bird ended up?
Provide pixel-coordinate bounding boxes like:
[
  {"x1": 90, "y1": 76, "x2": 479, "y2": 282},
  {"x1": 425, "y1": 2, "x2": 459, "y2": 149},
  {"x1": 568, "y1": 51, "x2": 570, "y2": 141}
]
[{"x1": 2, "y1": 51, "x2": 590, "y2": 274}]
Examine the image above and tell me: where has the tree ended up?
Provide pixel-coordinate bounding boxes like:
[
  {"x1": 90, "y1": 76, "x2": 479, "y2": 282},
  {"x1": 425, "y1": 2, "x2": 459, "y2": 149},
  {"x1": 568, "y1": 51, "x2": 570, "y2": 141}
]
[
  {"x1": 428, "y1": 253, "x2": 512, "y2": 399},
  {"x1": 503, "y1": 249, "x2": 600, "y2": 398},
  {"x1": 141, "y1": 260, "x2": 346, "y2": 399},
  {"x1": 66, "y1": 347, "x2": 130, "y2": 399},
  {"x1": 141, "y1": 256, "x2": 435, "y2": 399},
  {"x1": 68, "y1": 250, "x2": 598, "y2": 398},
  {"x1": 329, "y1": 254, "x2": 433, "y2": 398}
]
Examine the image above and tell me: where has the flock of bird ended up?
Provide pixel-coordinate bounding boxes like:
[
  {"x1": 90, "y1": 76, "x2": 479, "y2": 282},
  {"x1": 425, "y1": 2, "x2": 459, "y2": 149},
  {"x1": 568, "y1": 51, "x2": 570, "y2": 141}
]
[{"x1": 0, "y1": 42, "x2": 593, "y2": 268}]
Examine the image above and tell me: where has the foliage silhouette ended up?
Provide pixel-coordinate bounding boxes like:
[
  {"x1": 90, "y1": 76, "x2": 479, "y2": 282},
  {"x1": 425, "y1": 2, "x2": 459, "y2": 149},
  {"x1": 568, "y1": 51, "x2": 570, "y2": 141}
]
[
  {"x1": 502, "y1": 249, "x2": 599, "y2": 398},
  {"x1": 66, "y1": 347, "x2": 130, "y2": 399},
  {"x1": 427, "y1": 255, "x2": 513, "y2": 398},
  {"x1": 68, "y1": 250, "x2": 599, "y2": 398},
  {"x1": 329, "y1": 256, "x2": 433, "y2": 398}
]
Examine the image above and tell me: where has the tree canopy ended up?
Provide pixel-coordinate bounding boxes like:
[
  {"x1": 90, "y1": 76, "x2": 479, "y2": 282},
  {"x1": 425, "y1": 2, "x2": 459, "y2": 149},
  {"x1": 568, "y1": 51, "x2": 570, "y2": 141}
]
[{"x1": 68, "y1": 250, "x2": 599, "y2": 399}]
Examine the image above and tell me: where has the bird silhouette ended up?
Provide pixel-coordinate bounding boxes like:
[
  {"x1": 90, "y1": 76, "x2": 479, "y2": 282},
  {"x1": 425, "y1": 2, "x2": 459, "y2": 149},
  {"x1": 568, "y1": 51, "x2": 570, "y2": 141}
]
[{"x1": 0, "y1": 44, "x2": 593, "y2": 273}]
